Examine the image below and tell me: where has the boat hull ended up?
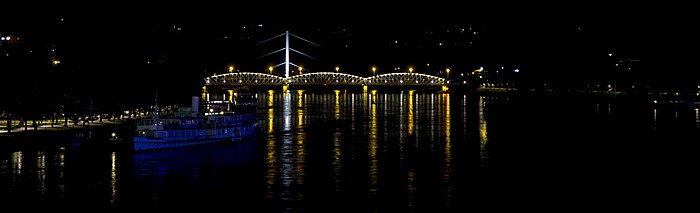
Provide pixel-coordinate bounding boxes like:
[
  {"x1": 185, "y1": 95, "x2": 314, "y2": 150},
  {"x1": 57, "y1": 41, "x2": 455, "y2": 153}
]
[{"x1": 132, "y1": 123, "x2": 259, "y2": 151}]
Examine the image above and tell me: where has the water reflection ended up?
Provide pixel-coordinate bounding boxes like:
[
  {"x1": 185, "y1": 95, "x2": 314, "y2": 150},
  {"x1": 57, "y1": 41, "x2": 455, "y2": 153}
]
[
  {"x1": 37, "y1": 151, "x2": 46, "y2": 198},
  {"x1": 4, "y1": 91, "x2": 699, "y2": 211},
  {"x1": 283, "y1": 90, "x2": 292, "y2": 132},
  {"x1": 443, "y1": 93, "x2": 453, "y2": 207},
  {"x1": 110, "y1": 152, "x2": 117, "y2": 208},
  {"x1": 267, "y1": 90, "x2": 275, "y2": 134},
  {"x1": 408, "y1": 91, "x2": 415, "y2": 135},
  {"x1": 13, "y1": 151, "x2": 22, "y2": 176},
  {"x1": 369, "y1": 93, "x2": 378, "y2": 193},
  {"x1": 266, "y1": 129, "x2": 277, "y2": 199},
  {"x1": 257, "y1": 90, "x2": 464, "y2": 211},
  {"x1": 479, "y1": 96, "x2": 488, "y2": 167}
]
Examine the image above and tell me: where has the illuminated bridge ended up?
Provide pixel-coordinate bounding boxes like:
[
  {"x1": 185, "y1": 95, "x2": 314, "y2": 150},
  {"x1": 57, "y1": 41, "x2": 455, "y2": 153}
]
[
  {"x1": 204, "y1": 72, "x2": 448, "y2": 86},
  {"x1": 202, "y1": 31, "x2": 453, "y2": 103}
]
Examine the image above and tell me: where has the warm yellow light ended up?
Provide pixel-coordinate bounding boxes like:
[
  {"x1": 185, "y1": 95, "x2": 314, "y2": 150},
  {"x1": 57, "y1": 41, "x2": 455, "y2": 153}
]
[
  {"x1": 335, "y1": 66, "x2": 340, "y2": 72},
  {"x1": 269, "y1": 66, "x2": 273, "y2": 74},
  {"x1": 298, "y1": 66, "x2": 303, "y2": 74},
  {"x1": 446, "y1": 68, "x2": 451, "y2": 73},
  {"x1": 409, "y1": 67, "x2": 413, "y2": 73},
  {"x1": 228, "y1": 66, "x2": 234, "y2": 72}
]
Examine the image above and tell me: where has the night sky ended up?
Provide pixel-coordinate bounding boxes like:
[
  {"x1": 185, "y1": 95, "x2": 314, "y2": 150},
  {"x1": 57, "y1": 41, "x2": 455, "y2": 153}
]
[{"x1": 1, "y1": 4, "x2": 697, "y2": 112}]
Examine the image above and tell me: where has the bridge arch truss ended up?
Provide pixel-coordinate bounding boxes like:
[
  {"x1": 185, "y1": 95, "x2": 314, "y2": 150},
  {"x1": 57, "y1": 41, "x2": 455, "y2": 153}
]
[
  {"x1": 205, "y1": 73, "x2": 285, "y2": 86},
  {"x1": 365, "y1": 73, "x2": 446, "y2": 86},
  {"x1": 286, "y1": 72, "x2": 365, "y2": 85},
  {"x1": 205, "y1": 72, "x2": 447, "y2": 86}
]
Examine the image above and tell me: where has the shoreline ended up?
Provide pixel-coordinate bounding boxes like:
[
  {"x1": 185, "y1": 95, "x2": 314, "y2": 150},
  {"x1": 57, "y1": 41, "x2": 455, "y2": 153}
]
[{"x1": 0, "y1": 119, "x2": 135, "y2": 141}]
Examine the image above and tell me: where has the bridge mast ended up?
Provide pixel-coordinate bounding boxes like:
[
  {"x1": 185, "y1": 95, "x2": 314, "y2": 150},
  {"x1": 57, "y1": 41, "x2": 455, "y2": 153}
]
[{"x1": 285, "y1": 31, "x2": 290, "y2": 78}]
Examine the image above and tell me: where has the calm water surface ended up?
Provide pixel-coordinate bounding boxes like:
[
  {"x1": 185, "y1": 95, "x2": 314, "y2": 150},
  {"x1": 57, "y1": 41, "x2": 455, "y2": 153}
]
[{"x1": 2, "y1": 91, "x2": 698, "y2": 212}]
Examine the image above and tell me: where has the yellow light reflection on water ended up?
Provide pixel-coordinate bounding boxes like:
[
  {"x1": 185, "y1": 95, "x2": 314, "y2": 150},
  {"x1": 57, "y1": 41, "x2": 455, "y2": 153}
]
[
  {"x1": 369, "y1": 93, "x2": 378, "y2": 191},
  {"x1": 298, "y1": 91, "x2": 304, "y2": 128},
  {"x1": 296, "y1": 111, "x2": 306, "y2": 185},
  {"x1": 334, "y1": 90, "x2": 341, "y2": 119},
  {"x1": 384, "y1": 94, "x2": 389, "y2": 142},
  {"x1": 443, "y1": 93, "x2": 453, "y2": 206},
  {"x1": 297, "y1": 109, "x2": 304, "y2": 129},
  {"x1": 408, "y1": 90, "x2": 414, "y2": 135},
  {"x1": 351, "y1": 93, "x2": 355, "y2": 123},
  {"x1": 445, "y1": 93, "x2": 451, "y2": 159},
  {"x1": 265, "y1": 135, "x2": 277, "y2": 199},
  {"x1": 430, "y1": 94, "x2": 435, "y2": 139},
  {"x1": 296, "y1": 143, "x2": 306, "y2": 185},
  {"x1": 333, "y1": 131, "x2": 342, "y2": 192},
  {"x1": 110, "y1": 152, "x2": 117, "y2": 208},
  {"x1": 227, "y1": 90, "x2": 233, "y2": 102},
  {"x1": 479, "y1": 96, "x2": 488, "y2": 166},
  {"x1": 268, "y1": 91, "x2": 274, "y2": 134},
  {"x1": 297, "y1": 90, "x2": 304, "y2": 108}
]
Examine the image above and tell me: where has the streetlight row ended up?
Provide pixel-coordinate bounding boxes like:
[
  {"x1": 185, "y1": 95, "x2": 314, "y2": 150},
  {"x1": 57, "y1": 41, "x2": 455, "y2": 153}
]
[
  {"x1": 259, "y1": 65, "x2": 453, "y2": 76},
  {"x1": 225, "y1": 65, "x2": 518, "y2": 82}
]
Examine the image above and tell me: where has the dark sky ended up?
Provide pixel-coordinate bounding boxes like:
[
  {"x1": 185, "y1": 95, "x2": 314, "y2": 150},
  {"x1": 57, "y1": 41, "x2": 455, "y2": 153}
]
[{"x1": 1, "y1": 3, "x2": 698, "y2": 109}]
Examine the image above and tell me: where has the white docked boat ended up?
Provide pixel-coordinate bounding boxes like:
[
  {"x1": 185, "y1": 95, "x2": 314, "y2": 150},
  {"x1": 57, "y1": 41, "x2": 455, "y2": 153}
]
[{"x1": 132, "y1": 94, "x2": 259, "y2": 151}]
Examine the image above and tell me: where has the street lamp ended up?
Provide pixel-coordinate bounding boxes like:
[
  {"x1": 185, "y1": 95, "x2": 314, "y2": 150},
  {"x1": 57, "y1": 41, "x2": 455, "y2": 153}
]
[
  {"x1": 228, "y1": 65, "x2": 234, "y2": 73},
  {"x1": 269, "y1": 66, "x2": 273, "y2": 75},
  {"x1": 298, "y1": 66, "x2": 303, "y2": 75},
  {"x1": 372, "y1": 66, "x2": 377, "y2": 76},
  {"x1": 446, "y1": 68, "x2": 450, "y2": 79},
  {"x1": 408, "y1": 67, "x2": 413, "y2": 73},
  {"x1": 335, "y1": 66, "x2": 340, "y2": 73}
]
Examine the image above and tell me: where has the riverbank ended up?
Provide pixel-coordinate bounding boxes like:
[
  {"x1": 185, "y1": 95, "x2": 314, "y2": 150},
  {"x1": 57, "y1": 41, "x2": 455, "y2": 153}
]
[
  {"x1": 0, "y1": 117, "x2": 139, "y2": 149},
  {"x1": 1, "y1": 119, "x2": 125, "y2": 135}
]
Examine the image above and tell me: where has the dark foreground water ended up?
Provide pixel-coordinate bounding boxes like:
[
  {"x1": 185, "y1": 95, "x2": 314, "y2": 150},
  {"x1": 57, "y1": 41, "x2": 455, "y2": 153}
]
[{"x1": 2, "y1": 91, "x2": 699, "y2": 212}]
